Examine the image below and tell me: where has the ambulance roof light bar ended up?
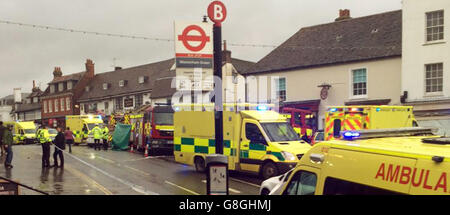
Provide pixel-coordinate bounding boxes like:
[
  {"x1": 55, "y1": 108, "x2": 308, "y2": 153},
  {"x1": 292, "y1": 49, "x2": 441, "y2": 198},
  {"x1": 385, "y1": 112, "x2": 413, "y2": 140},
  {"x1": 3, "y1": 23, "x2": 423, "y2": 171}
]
[{"x1": 341, "y1": 127, "x2": 436, "y2": 140}]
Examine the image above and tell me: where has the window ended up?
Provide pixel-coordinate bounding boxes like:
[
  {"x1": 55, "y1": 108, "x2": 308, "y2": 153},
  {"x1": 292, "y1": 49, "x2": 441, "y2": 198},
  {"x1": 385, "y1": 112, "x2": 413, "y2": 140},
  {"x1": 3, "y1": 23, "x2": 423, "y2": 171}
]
[
  {"x1": 323, "y1": 177, "x2": 399, "y2": 195},
  {"x1": 426, "y1": 10, "x2": 444, "y2": 42},
  {"x1": 333, "y1": 119, "x2": 342, "y2": 138},
  {"x1": 58, "y1": 83, "x2": 64, "y2": 92},
  {"x1": 60, "y1": 98, "x2": 65, "y2": 112},
  {"x1": 275, "y1": 77, "x2": 286, "y2": 102},
  {"x1": 138, "y1": 76, "x2": 145, "y2": 84},
  {"x1": 54, "y1": 99, "x2": 59, "y2": 112},
  {"x1": 49, "y1": 100, "x2": 53, "y2": 113},
  {"x1": 425, "y1": 63, "x2": 443, "y2": 93},
  {"x1": 245, "y1": 123, "x2": 266, "y2": 144},
  {"x1": 115, "y1": 97, "x2": 123, "y2": 110},
  {"x1": 85, "y1": 86, "x2": 90, "y2": 92},
  {"x1": 104, "y1": 102, "x2": 109, "y2": 110},
  {"x1": 283, "y1": 171, "x2": 317, "y2": 195},
  {"x1": 119, "y1": 80, "x2": 125, "y2": 87},
  {"x1": 352, "y1": 68, "x2": 367, "y2": 97},
  {"x1": 67, "y1": 81, "x2": 73, "y2": 90},
  {"x1": 135, "y1": 94, "x2": 143, "y2": 107},
  {"x1": 66, "y1": 97, "x2": 71, "y2": 111},
  {"x1": 50, "y1": 85, "x2": 55, "y2": 93},
  {"x1": 43, "y1": 101, "x2": 48, "y2": 114}
]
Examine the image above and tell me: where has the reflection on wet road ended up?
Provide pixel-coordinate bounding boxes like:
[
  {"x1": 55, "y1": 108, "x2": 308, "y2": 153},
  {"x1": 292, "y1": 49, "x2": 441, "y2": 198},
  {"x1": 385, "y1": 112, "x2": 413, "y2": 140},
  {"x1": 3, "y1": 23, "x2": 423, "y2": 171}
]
[{"x1": 0, "y1": 145, "x2": 261, "y2": 195}]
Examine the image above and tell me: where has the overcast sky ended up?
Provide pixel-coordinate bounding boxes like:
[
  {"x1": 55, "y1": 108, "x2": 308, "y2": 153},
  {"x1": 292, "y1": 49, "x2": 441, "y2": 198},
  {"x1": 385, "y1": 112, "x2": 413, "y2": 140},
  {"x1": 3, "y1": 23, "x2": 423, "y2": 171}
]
[{"x1": 0, "y1": 0, "x2": 401, "y2": 98}]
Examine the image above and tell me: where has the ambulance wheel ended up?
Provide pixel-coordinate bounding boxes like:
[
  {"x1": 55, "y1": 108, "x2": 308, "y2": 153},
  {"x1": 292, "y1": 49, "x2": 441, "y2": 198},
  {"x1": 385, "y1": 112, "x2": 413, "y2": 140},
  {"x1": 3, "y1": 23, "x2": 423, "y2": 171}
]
[
  {"x1": 194, "y1": 157, "x2": 206, "y2": 173},
  {"x1": 261, "y1": 161, "x2": 278, "y2": 180}
]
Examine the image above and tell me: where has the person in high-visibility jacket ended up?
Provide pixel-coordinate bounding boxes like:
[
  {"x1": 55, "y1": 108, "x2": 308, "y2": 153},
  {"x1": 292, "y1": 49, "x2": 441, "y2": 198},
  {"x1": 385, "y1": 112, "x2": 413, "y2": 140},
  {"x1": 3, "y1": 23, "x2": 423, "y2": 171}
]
[
  {"x1": 90, "y1": 124, "x2": 103, "y2": 151},
  {"x1": 102, "y1": 125, "x2": 109, "y2": 151},
  {"x1": 38, "y1": 126, "x2": 52, "y2": 168}
]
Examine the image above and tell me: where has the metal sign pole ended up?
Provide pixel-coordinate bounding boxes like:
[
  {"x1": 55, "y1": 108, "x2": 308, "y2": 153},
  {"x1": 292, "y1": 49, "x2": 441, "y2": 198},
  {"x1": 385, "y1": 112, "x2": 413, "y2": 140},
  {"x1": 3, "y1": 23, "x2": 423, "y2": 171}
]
[{"x1": 213, "y1": 25, "x2": 223, "y2": 155}]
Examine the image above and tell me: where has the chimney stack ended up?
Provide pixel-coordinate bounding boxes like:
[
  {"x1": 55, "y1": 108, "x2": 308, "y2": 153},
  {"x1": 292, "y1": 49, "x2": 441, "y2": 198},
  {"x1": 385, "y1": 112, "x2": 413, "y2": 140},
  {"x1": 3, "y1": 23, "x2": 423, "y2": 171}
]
[
  {"x1": 85, "y1": 59, "x2": 95, "y2": 78},
  {"x1": 335, "y1": 9, "x2": 351, "y2": 21},
  {"x1": 222, "y1": 40, "x2": 232, "y2": 64},
  {"x1": 53, "y1": 67, "x2": 63, "y2": 78},
  {"x1": 33, "y1": 80, "x2": 36, "y2": 89},
  {"x1": 13, "y1": 88, "x2": 22, "y2": 104}
]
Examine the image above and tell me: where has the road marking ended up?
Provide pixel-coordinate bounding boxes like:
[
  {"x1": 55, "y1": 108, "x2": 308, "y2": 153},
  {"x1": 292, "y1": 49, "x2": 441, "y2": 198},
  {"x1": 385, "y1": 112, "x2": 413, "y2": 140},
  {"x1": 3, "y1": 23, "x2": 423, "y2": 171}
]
[
  {"x1": 201, "y1": 180, "x2": 242, "y2": 194},
  {"x1": 165, "y1": 181, "x2": 200, "y2": 195},
  {"x1": 230, "y1": 178, "x2": 261, "y2": 188},
  {"x1": 55, "y1": 145, "x2": 159, "y2": 195},
  {"x1": 124, "y1": 165, "x2": 150, "y2": 176},
  {"x1": 65, "y1": 165, "x2": 113, "y2": 195}
]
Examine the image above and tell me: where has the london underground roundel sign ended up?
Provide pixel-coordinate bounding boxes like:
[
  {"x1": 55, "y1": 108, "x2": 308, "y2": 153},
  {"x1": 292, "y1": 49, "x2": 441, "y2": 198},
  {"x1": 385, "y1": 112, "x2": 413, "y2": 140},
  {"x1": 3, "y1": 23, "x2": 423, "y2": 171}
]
[
  {"x1": 208, "y1": 1, "x2": 227, "y2": 26},
  {"x1": 177, "y1": 25, "x2": 211, "y2": 52}
]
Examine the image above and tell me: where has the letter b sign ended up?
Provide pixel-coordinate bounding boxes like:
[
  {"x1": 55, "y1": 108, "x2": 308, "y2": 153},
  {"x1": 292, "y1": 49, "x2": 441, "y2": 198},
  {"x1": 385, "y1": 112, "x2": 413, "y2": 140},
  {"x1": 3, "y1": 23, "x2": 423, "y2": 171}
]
[{"x1": 208, "y1": 1, "x2": 227, "y2": 26}]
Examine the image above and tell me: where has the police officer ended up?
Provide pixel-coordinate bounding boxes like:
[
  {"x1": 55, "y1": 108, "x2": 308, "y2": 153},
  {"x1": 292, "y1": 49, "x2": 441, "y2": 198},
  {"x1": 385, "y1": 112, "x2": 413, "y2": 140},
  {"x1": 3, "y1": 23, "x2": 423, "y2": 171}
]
[
  {"x1": 39, "y1": 125, "x2": 52, "y2": 168},
  {"x1": 102, "y1": 125, "x2": 109, "y2": 151},
  {"x1": 90, "y1": 124, "x2": 103, "y2": 151}
]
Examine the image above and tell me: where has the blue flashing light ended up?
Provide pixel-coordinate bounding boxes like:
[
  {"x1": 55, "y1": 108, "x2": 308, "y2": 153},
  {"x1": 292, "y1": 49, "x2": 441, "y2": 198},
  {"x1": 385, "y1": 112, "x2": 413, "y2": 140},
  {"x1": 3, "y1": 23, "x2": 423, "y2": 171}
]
[
  {"x1": 376, "y1": 108, "x2": 381, "y2": 112},
  {"x1": 256, "y1": 105, "x2": 268, "y2": 111},
  {"x1": 330, "y1": 108, "x2": 338, "y2": 112},
  {"x1": 343, "y1": 131, "x2": 361, "y2": 140}
]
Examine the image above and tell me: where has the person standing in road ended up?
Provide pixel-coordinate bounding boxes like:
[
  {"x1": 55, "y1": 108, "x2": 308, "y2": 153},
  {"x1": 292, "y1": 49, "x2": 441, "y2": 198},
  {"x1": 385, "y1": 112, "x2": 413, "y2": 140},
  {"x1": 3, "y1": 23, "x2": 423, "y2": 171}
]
[
  {"x1": 102, "y1": 125, "x2": 109, "y2": 151},
  {"x1": 52, "y1": 127, "x2": 65, "y2": 168},
  {"x1": 90, "y1": 124, "x2": 103, "y2": 151},
  {"x1": 3, "y1": 124, "x2": 14, "y2": 168},
  {"x1": 64, "y1": 127, "x2": 74, "y2": 153},
  {"x1": 0, "y1": 121, "x2": 5, "y2": 156},
  {"x1": 39, "y1": 125, "x2": 52, "y2": 168}
]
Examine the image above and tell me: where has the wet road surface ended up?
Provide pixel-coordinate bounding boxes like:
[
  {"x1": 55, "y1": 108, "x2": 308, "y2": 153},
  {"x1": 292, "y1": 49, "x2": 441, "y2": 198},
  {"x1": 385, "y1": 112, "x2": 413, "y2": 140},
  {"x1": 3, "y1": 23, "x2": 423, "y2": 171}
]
[{"x1": 0, "y1": 145, "x2": 262, "y2": 195}]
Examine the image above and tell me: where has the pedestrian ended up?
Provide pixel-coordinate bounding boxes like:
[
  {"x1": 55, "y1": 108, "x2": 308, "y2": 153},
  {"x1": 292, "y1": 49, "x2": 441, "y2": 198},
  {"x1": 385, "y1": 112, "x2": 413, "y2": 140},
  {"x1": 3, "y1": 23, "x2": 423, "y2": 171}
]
[
  {"x1": 3, "y1": 124, "x2": 14, "y2": 168},
  {"x1": 102, "y1": 125, "x2": 109, "y2": 151},
  {"x1": 64, "y1": 127, "x2": 74, "y2": 153},
  {"x1": 90, "y1": 124, "x2": 103, "y2": 151},
  {"x1": 39, "y1": 125, "x2": 52, "y2": 168},
  {"x1": 0, "y1": 121, "x2": 5, "y2": 156},
  {"x1": 52, "y1": 127, "x2": 65, "y2": 168}
]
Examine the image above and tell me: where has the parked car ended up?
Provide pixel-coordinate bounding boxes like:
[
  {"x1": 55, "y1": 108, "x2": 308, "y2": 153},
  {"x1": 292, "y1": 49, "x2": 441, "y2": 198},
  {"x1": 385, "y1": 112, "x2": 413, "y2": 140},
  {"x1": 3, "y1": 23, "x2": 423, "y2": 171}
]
[{"x1": 260, "y1": 169, "x2": 294, "y2": 195}]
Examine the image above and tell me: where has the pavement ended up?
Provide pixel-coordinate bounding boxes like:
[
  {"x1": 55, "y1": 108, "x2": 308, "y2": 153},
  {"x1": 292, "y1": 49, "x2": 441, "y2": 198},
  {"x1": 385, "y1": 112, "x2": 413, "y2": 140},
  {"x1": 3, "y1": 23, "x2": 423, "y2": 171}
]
[{"x1": 0, "y1": 144, "x2": 262, "y2": 195}]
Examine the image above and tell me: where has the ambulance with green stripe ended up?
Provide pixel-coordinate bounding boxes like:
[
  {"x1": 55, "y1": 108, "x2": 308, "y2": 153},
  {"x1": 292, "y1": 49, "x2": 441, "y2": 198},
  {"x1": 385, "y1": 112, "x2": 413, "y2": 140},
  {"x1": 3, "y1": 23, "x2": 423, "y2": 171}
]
[
  {"x1": 66, "y1": 115, "x2": 104, "y2": 145},
  {"x1": 4, "y1": 121, "x2": 37, "y2": 144},
  {"x1": 324, "y1": 106, "x2": 418, "y2": 141},
  {"x1": 174, "y1": 104, "x2": 312, "y2": 179}
]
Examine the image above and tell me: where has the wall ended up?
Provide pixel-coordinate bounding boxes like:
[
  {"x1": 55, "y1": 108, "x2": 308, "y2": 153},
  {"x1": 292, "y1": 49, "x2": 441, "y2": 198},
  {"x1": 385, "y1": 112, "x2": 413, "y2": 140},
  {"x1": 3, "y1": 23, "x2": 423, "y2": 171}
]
[
  {"x1": 402, "y1": 0, "x2": 450, "y2": 101},
  {"x1": 248, "y1": 57, "x2": 402, "y2": 129}
]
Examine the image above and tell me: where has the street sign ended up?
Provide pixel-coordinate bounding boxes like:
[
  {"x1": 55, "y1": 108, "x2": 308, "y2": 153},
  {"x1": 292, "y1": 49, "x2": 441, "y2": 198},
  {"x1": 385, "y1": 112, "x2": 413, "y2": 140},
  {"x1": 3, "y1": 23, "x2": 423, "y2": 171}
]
[
  {"x1": 208, "y1": 1, "x2": 227, "y2": 26},
  {"x1": 175, "y1": 22, "x2": 214, "y2": 91}
]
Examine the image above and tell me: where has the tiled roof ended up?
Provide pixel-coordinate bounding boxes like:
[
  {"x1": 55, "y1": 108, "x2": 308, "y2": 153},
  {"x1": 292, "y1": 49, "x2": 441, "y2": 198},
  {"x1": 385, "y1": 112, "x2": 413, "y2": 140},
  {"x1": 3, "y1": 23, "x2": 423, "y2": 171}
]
[
  {"x1": 49, "y1": 72, "x2": 85, "y2": 84},
  {"x1": 244, "y1": 10, "x2": 402, "y2": 75},
  {"x1": 15, "y1": 103, "x2": 41, "y2": 112},
  {"x1": 78, "y1": 59, "x2": 175, "y2": 101}
]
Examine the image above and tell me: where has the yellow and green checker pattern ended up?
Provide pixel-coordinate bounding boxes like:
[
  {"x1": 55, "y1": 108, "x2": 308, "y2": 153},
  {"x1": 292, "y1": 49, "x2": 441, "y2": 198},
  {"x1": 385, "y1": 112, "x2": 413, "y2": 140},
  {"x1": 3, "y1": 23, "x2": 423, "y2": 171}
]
[{"x1": 174, "y1": 137, "x2": 236, "y2": 157}]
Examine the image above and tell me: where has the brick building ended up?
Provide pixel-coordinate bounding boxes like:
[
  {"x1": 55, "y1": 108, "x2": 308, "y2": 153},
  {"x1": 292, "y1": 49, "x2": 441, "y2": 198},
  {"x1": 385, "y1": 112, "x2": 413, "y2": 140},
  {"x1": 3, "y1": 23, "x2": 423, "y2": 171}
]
[{"x1": 40, "y1": 59, "x2": 95, "y2": 128}]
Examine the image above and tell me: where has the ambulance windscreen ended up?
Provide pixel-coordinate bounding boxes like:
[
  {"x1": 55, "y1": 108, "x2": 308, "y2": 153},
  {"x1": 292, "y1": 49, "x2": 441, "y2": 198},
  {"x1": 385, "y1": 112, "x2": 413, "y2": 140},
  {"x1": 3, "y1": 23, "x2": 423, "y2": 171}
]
[{"x1": 261, "y1": 122, "x2": 301, "y2": 142}]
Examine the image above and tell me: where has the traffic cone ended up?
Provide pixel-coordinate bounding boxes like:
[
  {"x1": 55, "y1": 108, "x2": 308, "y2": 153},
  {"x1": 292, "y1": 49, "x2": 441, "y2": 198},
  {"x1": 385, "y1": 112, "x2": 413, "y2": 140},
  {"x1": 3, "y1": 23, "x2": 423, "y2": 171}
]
[
  {"x1": 144, "y1": 144, "x2": 149, "y2": 157},
  {"x1": 130, "y1": 144, "x2": 134, "y2": 153}
]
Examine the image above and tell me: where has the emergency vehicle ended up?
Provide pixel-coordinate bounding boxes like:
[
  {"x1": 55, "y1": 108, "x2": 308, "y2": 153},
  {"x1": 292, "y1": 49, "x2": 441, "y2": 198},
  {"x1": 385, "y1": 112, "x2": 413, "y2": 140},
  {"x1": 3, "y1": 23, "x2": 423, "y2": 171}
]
[
  {"x1": 325, "y1": 106, "x2": 418, "y2": 141},
  {"x1": 65, "y1": 115, "x2": 104, "y2": 145},
  {"x1": 281, "y1": 108, "x2": 316, "y2": 143},
  {"x1": 280, "y1": 127, "x2": 450, "y2": 195},
  {"x1": 146, "y1": 105, "x2": 174, "y2": 154},
  {"x1": 174, "y1": 104, "x2": 312, "y2": 179},
  {"x1": 4, "y1": 121, "x2": 37, "y2": 144}
]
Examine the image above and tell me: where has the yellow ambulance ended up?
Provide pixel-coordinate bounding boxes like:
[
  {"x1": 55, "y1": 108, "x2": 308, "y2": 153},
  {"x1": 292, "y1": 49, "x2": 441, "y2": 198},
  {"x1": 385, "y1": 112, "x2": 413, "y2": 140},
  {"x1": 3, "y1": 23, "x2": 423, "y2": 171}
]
[
  {"x1": 174, "y1": 104, "x2": 312, "y2": 179},
  {"x1": 4, "y1": 121, "x2": 37, "y2": 144},
  {"x1": 280, "y1": 127, "x2": 450, "y2": 195},
  {"x1": 324, "y1": 106, "x2": 418, "y2": 141},
  {"x1": 65, "y1": 115, "x2": 104, "y2": 145}
]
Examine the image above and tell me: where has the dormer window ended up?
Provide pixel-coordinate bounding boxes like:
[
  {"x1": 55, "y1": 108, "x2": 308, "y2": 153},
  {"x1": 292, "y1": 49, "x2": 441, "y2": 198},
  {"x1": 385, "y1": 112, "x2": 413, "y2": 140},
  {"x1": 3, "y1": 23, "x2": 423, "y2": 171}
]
[
  {"x1": 85, "y1": 86, "x2": 90, "y2": 92},
  {"x1": 67, "y1": 81, "x2": 73, "y2": 90},
  {"x1": 58, "y1": 83, "x2": 64, "y2": 92},
  {"x1": 103, "y1": 83, "x2": 109, "y2": 90},
  {"x1": 119, "y1": 80, "x2": 127, "y2": 87},
  {"x1": 50, "y1": 85, "x2": 55, "y2": 93},
  {"x1": 138, "y1": 76, "x2": 145, "y2": 84}
]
